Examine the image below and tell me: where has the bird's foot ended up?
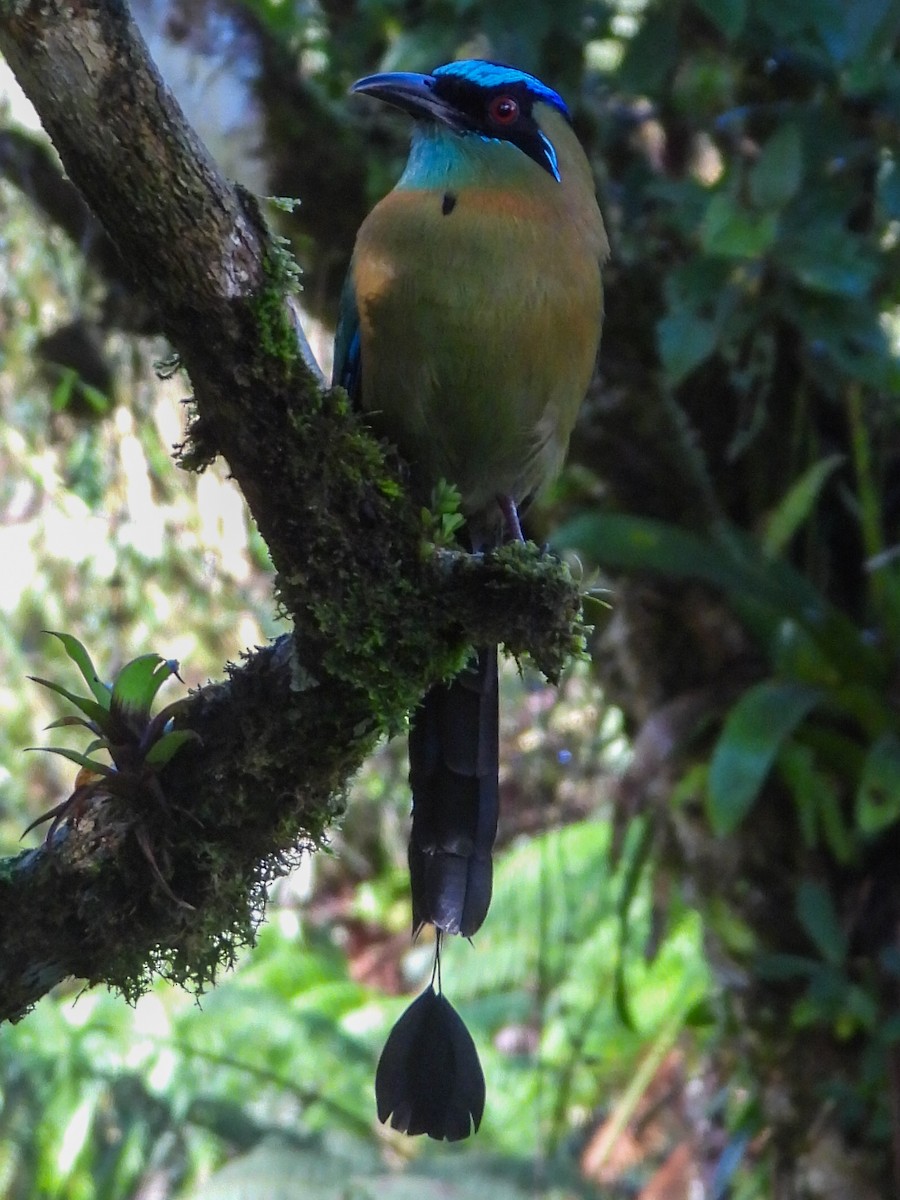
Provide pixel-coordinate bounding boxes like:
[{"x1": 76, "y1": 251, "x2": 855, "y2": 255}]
[{"x1": 496, "y1": 493, "x2": 525, "y2": 542}]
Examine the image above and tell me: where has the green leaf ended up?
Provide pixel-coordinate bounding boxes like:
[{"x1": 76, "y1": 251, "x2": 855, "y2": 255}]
[
  {"x1": 49, "y1": 370, "x2": 77, "y2": 413},
  {"x1": 613, "y1": 817, "x2": 655, "y2": 1032},
  {"x1": 144, "y1": 729, "x2": 202, "y2": 768},
  {"x1": 79, "y1": 381, "x2": 110, "y2": 414},
  {"x1": 555, "y1": 513, "x2": 805, "y2": 656},
  {"x1": 707, "y1": 681, "x2": 822, "y2": 834},
  {"x1": 44, "y1": 631, "x2": 110, "y2": 707},
  {"x1": 29, "y1": 677, "x2": 111, "y2": 729},
  {"x1": 657, "y1": 312, "x2": 718, "y2": 385},
  {"x1": 779, "y1": 742, "x2": 822, "y2": 849},
  {"x1": 750, "y1": 123, "x2": 804, "y2": 209},
  {"x1": 779, "y1": 737, "x2": 857, "y2": 862},
  {"x1": 581, "y1": 592, "x2": 613, "y2": 630},
  {"x1": 792, "y1": 258, "x2": 878, "y2": 299},
  {"x1": 856, "y1": 732, "x2": 900, "y2": 835},
  {"x1": 700, "y1": 193, "x2": 778, "y2": 258},
  {"x1": 795, "y1": 879, "x2": 846, "y2": 966},
  {"x1": 43, "y1": 715, "x2": 97, "y2": 732},
  {"x1": 111, "y1": 655, "x2": 179, "y2": 726},
  {"x1": 755, "y1": 952, "x2": 821, "y2": 982},
  {"x1": 691, "y1": 0, "x2": 746, "y2": 39},
  {"x1": 781, "y1": 232, "x2": 879, "y2": 298},
  {"x1": 26, "y1": 746, "x2": 115, "y2": 776},
  {"x1": 817, "y1": 776, "x2": 858, "y2": 864},
  {"x1": 552, "y1": 513, "x2": 744, "y2": 593},
  {"x1": 770, "y1": 620, "x2": 840, "y2": 686},
  {"x1": 762, "y1": 454, "x2": 844, "y2": 556},
  {"x1": 554, "y1": 514, "x2": 882, "y2": 687},
  {"x1": 828, "y1": 683, "x2": 894, "y2": 740}
]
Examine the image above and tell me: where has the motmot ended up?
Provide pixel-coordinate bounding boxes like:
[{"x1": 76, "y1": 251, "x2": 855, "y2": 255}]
[{"x1": 334, "y1": 59, "x2": 608, "y2": 1139}]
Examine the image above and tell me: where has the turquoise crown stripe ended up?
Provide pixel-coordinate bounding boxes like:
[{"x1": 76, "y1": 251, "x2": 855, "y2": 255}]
[{"x1": 433, "y1": 60, "x2": 570, "y2": 118}]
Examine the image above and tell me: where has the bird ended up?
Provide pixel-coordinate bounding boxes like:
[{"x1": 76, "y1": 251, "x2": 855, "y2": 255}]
[{"x1": 334, "y1": 58, "x2": 608, "y2": 1140}]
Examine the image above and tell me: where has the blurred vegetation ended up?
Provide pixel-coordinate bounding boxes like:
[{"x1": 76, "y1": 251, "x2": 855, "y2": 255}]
[{"x1": 1, "y1": 0, "x2": 900, "y2": 1194}]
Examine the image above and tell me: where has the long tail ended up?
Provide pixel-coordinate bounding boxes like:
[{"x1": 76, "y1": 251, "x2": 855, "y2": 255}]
[{"x1": 407, "y1": 646, "x2": 499, "y2": 937}]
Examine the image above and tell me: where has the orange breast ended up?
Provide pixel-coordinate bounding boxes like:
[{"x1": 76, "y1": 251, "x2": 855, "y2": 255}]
[{"x1": 350, "y1": 171, "x2": 605, "y2": 534}]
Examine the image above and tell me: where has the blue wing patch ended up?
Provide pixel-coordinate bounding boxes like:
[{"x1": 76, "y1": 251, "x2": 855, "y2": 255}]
[{"x1": 333, "y1": 271, "x2": 362, "y2": 401}]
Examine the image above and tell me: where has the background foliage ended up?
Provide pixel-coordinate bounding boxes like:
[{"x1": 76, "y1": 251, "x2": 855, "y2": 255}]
[{"x1": 1, "y1": 0, "x2": 899, "y2": 1194}]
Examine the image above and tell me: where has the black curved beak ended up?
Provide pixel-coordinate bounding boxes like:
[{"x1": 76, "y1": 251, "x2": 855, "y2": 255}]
[{"x1": 351, "y1": 71, "x2": 463, "y2": 130}]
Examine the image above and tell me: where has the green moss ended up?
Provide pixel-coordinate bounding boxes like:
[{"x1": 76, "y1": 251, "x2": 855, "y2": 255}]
[
  {"x1": 251, "y1": 276, "x2": 303, "y2": 368},
  {"x1": 489, "y1": 543, "x2": 586, "y2": 683},
  {"x1": 244, "y1": 227, "x2": 311, "y2": 371}
]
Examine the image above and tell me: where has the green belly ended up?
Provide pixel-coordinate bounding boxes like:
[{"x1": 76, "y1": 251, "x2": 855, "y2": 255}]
[{"x1": 355, "y1": 203, "x2": 602, "y2": 531}]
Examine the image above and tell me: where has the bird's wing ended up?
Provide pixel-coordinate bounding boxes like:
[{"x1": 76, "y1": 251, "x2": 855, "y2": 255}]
[{"x1": 332, "y1": 270, "x2": 362, "y2": 399}]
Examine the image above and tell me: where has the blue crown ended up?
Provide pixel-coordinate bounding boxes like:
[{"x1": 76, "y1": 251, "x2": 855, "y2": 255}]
[{"x1": 433, "y1": 61, "x2": 570, "y2": 119}]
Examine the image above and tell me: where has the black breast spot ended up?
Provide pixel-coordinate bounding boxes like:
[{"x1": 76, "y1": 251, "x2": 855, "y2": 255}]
[{"x1": 442, "y1": 192, "x2": 458, "y2": 216}]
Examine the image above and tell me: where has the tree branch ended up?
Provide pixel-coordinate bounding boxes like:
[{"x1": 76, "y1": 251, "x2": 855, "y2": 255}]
[{"x1": 0, "y1": 0, "x2": 582, "y2": 1022}]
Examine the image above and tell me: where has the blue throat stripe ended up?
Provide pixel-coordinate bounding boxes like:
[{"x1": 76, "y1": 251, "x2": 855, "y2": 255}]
[{"x1": 433, "y1": 60, "x2": 570, "y2": 119}]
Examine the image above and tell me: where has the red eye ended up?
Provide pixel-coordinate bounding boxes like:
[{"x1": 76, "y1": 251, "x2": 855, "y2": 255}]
[{"x1": 488, "y1": 95, "x2": 519, "y2": 125}]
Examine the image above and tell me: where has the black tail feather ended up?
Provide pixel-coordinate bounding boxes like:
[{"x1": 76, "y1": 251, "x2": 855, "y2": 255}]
[
  {"x1": 408, "y1": 646, "x2": 499, "y2": 937},
  {"x1": 375, "y1": 981, "x2": 485, "y2": 1140}
]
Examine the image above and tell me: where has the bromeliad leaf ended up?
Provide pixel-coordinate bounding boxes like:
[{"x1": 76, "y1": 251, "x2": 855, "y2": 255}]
[
  {"x1": 111, "y1": 655, "x2": 181, "y2": 730},
  {"x1": 45, "y1": 630, "x2": 111, "y2": 707},
  {"x1": 28, "y1": 676, "x2": 109, "y2": 727},
  {"x1": 28, "y1": 745, "x2": 116, "y2": 777},
  {"x1": 26, "y1": 634, "x2": 199, "y2": 903},
  {"x1": 144, "y1": 730, "x2": 202, "y2": 769},
  {"x1": 44, "y1": 715, "x2": 100, "y2": 733},
  {"x1": 26, "y1": 634, "x2": 198, "y2": 881},
  {"x1": 708, "y1": 681, "x2": 823, "y2": 835}
]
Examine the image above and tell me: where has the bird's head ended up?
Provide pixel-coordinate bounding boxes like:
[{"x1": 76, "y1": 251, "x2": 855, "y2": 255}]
[{"x1": 351, "y1": 60, "x2": 571, "y2": 182}]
